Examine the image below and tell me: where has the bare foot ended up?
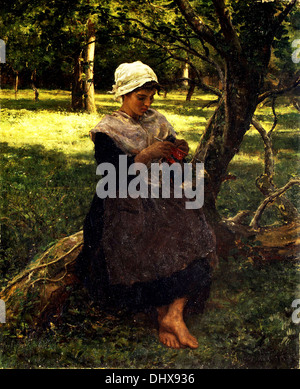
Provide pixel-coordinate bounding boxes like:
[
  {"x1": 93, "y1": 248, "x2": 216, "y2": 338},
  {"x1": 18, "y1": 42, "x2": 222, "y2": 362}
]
[
  {"x1": 158, "y1": 327, "x2": 181, "y2": 349},
  {"x1": 157, "y1": 306, "x2": 181, "y2": 349},
  {"x1": 160, "y1": 314, "x2": 199, "y2": 349},
  {"x1": 157, "y1": 303, "x2": 198, "y2": 349}
]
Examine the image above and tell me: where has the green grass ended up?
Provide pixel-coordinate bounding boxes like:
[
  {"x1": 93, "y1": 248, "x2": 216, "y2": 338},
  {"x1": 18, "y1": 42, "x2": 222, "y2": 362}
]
[{"x1": 0, "y1": 88, "x2": 299, "y2": 368}]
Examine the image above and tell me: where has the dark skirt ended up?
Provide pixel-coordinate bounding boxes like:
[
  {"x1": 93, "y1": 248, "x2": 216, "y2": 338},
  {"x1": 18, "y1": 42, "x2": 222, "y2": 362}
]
[
  {"x1": 76, "y1": 193, "x2": 214, "y2": 313},
  {"x1": 107, "y1": 257, "x2": 212, "y2": 312},
  {"x1": 102, "y1": 195, "x2": 215, "y2": 286}
]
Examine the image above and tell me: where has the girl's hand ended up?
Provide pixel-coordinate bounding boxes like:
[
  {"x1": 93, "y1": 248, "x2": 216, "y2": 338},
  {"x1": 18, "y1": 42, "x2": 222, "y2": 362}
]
[
  {"x1": 174, "y1": 139, "x2": 189, "y2": 154},
  {"x1": 135, "y1": 141, "x2": 174, "y2": 164}
]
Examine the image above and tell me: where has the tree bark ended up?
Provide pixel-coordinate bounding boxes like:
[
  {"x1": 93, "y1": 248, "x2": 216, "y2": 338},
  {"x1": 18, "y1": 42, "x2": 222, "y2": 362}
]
[
  {"x1": 251, "y1": 117, "x2": 299, "y2": 225},
  {"x1": 84, "y1": 19, "x2": 96, "y2": 113},
  {"x1": 193, "y1": 67, "x2": 262, "y2": 209},
  {"x1": 185, "y1": 65, "x2": 196, "y2": 101},
  {"x1": 182, "y1": 62, "x2": 189, "y2": 88},
  {"x1": 13, "y1": 69, "x2": 18, "y2": 99},
  {"x1": 0, "y1": 231, "x2": 83, "y2": 328},
  {"x1": 71, "y1": 54, "x2": 84, "y2": 111},
  {"x1": 250, "y1": 180, "x2": 300, "y2": 229},
  {"x1": 186, "y1": 82, "x2": 195, "y2": 101},
  {"x1": 31, "y1": 69, "x2": 39, "y2": 102}
]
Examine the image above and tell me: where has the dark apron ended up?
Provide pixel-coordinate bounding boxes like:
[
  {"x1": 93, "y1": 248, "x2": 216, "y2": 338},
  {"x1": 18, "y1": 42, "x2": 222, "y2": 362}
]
[{"x1": 102, "y1": 195, "x2": 215, "y2": 286}]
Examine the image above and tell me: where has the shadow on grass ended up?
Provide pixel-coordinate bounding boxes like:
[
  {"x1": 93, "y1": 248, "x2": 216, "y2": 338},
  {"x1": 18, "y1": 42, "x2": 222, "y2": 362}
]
[
  {"x1": 255, "y1": 111, "x2": 300, "y2": 130},
  {"x1": 1, "y1": 141, "x2": 97, "y2": 280},
  {"x1": 156, "y1": 102, "x2": 216, "y2": 119},
  {"x1": 0, "y1": 96, "x2": 119, "y2": 115},
  {"x1": 0, "y1": 96, "x2": 71, "y2": 111},
  {"x1": 1, "y1": 90, "x2": 219, "y2": 123}
]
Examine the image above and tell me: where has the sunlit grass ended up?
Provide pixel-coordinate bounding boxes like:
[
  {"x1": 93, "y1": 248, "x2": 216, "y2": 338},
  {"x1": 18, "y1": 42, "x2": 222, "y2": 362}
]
[
  {"x1": 0, "y1": 89, "x2": 216, "y2": 156},
  {"x1": 0, "y1": 90, "x2": 99, "y2": 157}
]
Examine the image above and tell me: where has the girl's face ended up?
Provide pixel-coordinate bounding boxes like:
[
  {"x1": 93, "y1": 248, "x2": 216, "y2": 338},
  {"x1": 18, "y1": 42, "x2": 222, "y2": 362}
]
[{"x1": 121, "y1": 88, "x2": 156, "y2": 119}]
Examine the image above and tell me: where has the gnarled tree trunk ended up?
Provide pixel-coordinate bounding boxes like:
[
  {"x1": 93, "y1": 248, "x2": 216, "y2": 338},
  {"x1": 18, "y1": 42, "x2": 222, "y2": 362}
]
[{"x1": 0, "y1": 231, "x2": 83, "y2": 328}]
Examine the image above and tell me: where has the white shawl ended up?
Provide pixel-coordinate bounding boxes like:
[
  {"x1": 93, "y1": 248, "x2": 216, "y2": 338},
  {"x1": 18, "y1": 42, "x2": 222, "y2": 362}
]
[{"x1": 89, "y1": 108, "x2": 176, "y2": 155}]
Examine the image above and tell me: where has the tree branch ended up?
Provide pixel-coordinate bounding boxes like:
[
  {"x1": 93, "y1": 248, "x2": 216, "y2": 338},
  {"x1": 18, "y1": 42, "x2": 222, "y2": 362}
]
[
  {"x1": 174, "y1": 0, "x2": 223, "y2": 53},
  {"x1": 180, "y1": 76, "x2": 222, "y2": 97},
  {"x1": 258, "y1": 75, "x2": 300, "y2": 103},
  {"x1": 211, "y1": 0, "x2": 242, "y2": 54},
  {"x1": 272, "y1": 0, "x2": 298, "y2": 33},
  {"x1": 251, "y1": 117, "x2": 275, "y2": 178},
  {"x1": 109, "y1": 11, "x2": 226, "y2": 87},
  {"x1": 250, "y1": 179, "x2": 300, "y2": 229},
  {"x1": 269, "y1": 97, "x2": 278, "y2": 135},
  {"x1": 167, "y1": 42, "x2": 225, "y2": 85},
  {"x1": 251, "y1": 115, "x2": 299, "y2": 225},
  {"x1": 121, "y1": 30, "x2": 224, "y2": 96}
]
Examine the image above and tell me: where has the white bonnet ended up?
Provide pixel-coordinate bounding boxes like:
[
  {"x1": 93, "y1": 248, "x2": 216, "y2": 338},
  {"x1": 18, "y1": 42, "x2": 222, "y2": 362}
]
[{"x1": 112, "y1": 61, "x2": 158, "y2": 100}]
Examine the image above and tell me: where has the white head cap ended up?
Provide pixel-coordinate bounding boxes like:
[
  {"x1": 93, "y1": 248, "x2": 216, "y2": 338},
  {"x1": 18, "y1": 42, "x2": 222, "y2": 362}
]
[{"x1": 112, "y1": 61, "x2": 158, "y2": 100}]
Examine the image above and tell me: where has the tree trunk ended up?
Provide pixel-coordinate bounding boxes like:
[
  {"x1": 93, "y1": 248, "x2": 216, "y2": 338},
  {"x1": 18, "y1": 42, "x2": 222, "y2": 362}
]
[
  {"x1": 71, "y1": 54, "x2": 84, "y2": 111},
  {"x1": 31, "y1": 69, "x2": 39, "y2": 102},
  {"x1": 186, "y1": 80, "x2": 195, "y2": 101},
  {"x1": 186, "y1": 65, "x2": 198, "y2": 101},
  {"x1": 190, "y1": 60, "x2": 265, "y2": 254},
  {"x1": 0, "y1": 231, "x2": 83, "y2": 328},
  {"x1": 193, "y1": 59, "x2": 263, "y2": 204},
  {"x1": 13, "y1": 70, "x2": 18, "y2": 99},
  {"x1": 182, "y1": 62, "x2": 189, "y2": 87},
  {"x1": 83, "y1": 19, "x2": 96, "y2": 113}
]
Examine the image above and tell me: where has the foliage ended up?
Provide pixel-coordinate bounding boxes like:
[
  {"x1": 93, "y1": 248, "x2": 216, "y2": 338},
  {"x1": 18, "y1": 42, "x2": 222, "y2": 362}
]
[
  {"x1": 1, "y1": 0, "x2": 298, "y2": 91},
  {"x1": 107, "y1": 0, "x2": 299, "y2": 77},
  {"x1": 0, "y1": 0, "x2": 112, "y2": 89}
]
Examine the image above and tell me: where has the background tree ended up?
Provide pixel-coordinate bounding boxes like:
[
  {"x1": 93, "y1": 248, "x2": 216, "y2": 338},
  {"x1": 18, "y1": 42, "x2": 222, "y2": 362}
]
[
  {"x1": 0, "y1": 0, "x2": 53, "y2": 99},
  {"x1": 0, "y1": 0, "x2": 101, "y2": 111}
]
